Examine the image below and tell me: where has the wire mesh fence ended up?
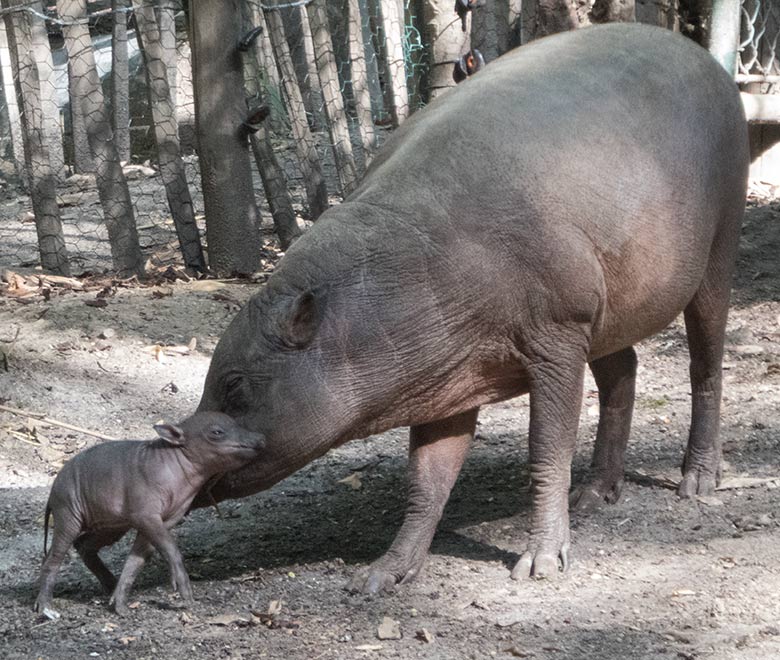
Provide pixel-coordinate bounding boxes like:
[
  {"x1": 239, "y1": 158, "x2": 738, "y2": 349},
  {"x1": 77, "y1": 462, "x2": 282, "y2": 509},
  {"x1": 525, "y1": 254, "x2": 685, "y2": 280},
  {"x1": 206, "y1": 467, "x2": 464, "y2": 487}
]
[
  {"x1": 739, "y1": 0, "x2": 780, "y2": 87},
  {"x1": 0, "y1": 0, "x2": 449, "y2": 277},
  {"x1": 3, "y1": 1, "x2": 763, "y2": 277}
]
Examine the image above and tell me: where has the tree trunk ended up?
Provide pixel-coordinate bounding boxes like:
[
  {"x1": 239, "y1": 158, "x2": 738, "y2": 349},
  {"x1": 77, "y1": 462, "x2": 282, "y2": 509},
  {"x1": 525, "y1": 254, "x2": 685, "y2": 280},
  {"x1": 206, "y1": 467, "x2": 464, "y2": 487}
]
[
  {"x1": 357, "y1": 0, "x2": 383, "y2": 120},
  {"x1": 135, "y1": 1, "x2": 206, "y2": 272},
  {"x1": 347, "y1": 0, "x2": 378, "y2": 166},
  {"x1": 111, "y1": 0, "x2": 131, "y2": 162},
  {"x1": 590, "y1": 0, "x2": 636, "y2": 23},
  {"x1": 308, "y1": 0, "x2": 359, "y2": 196},
  {"x1": 507, "y1": 0, "x2": 522, "y2": 48},
  {"x1": 424, "y1": 0, "x2": 470, "y2": 99},
  {"x1": 157, "y1": 0, "x2": 177, "y2": 99},
  {"x1": 2, "y1": 0, "x2": 69, "y2": 274},
  {"x1": 471, "y1": 0, "x2": 500, "y2": 63},
  {"x1": 0, "y1": 15, "x2": 25, "y2": 181},
  {"x1": 58, "y1": 0, "x2": 142, "y2": 277},
  {"x1": 283, "y1": 6, "x2": 322, "y2": 128},
  {"x1": 190, "y1": 0, "x2": 262, "y2": 275},
  {"x1": 377, "y1": 0, "x2": 409, "y2": 122},
  {"x1": 533, "y1": 0, "x2": 579, "y2": 38},
  {"x1": 265, "y1": 7, "x2": 328, "y2": 218},
  {"x1": 708, "y1": 0, "x2": 741, "y2": 76},
  {"x1": 240, "y1": 1, "x2": 301, "y2": 249},
  {"x1": 246, "y1": 0, "x2": 283, "y2": 131},
  {"x1": 29, "y1": 1, "x2": 65, "y2": 180},
  {"x1": 67, "y1": 58, "x2": 94, "y2": 173}
]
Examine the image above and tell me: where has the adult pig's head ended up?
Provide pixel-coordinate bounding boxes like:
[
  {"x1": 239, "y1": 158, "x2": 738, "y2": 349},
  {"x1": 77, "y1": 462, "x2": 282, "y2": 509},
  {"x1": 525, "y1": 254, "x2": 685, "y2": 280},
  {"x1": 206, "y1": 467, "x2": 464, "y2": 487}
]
[
  {"x1": 154, "y1": 411, "x2": 266, "y2": 473},
  {"x1": 197, "y1": 279, "x2": 360, "y2": 465}
]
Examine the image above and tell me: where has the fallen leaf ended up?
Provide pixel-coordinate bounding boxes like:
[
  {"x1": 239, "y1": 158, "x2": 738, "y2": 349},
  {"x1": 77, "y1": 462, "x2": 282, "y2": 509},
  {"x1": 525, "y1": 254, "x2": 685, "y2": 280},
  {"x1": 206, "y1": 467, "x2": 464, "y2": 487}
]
[
  {"x1": 267, "y1": 599, "x2": 283, "y2": 616},
  {"x1": 338, "y1": 472, "x2": 363, "y2": 490},
  {"x1": 415, "y1": 628, "x2": 434, "y2": 643},
  {"x1": 190, "y1": 280, "x2": 225, "y2": 292},
  {"x1": 179, "y1": 611, "x2": 194, "y2": 624},
  {"x1": 207, "y1": 613, "x2": 250, "y2": 626},
  {"x1": 118, "y1": 636, "x2": 136, "y2": 645},
  {"x1": 377, "y1": 616, "x2": 401, "y2": 640},
  {"x1": 127, "y1": 601, "x2": 141, "y2": 610},
  {"x1": 355, "y1": 644, "x2": 383, "y2": 652},
  {"x1": 41, "y1": 607, "x2": 60, "y2": 621},
  {"x1": 671, "y1": 589, "x2": 697, "y2": 597},
  {"x1": 696, "y1": 495, "x2": 724, "y2": 507},
  {"x1": 504, "y1": 646, "x2": 534, "y2": 658}
]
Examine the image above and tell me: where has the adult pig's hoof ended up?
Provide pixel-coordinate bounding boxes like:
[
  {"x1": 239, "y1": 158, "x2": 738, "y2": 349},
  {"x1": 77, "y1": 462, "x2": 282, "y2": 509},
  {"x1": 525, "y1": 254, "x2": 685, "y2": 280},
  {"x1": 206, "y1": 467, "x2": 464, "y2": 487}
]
[
  {"x1": 510, "y1": 545, "x2": 568, "y2": 581},
  {"x1": 570, "y1": 477, "x2": 623, "y2": 513},
  {"x1": 678, "y1": 468, "x2": 718, "y2": 499},
  {"x1": 346, "y1": 558, "x2": 422, "y2": 594}
]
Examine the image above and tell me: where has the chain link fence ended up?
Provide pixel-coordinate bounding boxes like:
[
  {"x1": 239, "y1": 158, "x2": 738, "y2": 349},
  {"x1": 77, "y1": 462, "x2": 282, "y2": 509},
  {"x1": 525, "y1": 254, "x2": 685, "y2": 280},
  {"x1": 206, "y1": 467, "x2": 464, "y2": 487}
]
[
  {"x1": 739, "y1": 0, "x2": 780, "y2": 87},
  {"x1": 0, "y1": 0, "x2": 440, "y2": 277}
]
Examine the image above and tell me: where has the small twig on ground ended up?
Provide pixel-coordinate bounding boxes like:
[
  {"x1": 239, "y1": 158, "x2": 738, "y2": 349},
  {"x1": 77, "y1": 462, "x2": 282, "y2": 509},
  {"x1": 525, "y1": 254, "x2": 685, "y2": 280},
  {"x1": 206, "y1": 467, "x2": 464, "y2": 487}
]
[
  {"x1": 0, "y1": 404, "x2": 118, "y2": 441},
  {"x1": 6, "y1": 429, "x2": 41, "y2": 447}
]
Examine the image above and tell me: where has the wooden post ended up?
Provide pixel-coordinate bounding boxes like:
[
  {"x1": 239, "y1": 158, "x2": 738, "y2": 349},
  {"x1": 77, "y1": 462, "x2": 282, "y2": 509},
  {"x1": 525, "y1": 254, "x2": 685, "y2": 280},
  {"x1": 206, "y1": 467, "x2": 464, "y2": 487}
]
[
  {"x1": 111, "y1": 0, "x2": 131, "y2": 162},
  {"x1": 58, "y1": 0, "x2": 143, "y2": 277},
  {"x1": 2, "y1": 0, "x2": 69, "y2": 274},
  {"x1": 265, "y1": 6, "x2": 328, "y2": 218},
  {"x1": 158, "y1": 0, "x2": 177, "y2": 100},
  {"x1": 308, "y1": 0, "x2": 359, "y2": 195},
  {"x1": 347, "y1": 0, "x2": 378, "y2": 166},
  {"x1": 135, "y1": 1, "x2": 205, "y2": 272}
]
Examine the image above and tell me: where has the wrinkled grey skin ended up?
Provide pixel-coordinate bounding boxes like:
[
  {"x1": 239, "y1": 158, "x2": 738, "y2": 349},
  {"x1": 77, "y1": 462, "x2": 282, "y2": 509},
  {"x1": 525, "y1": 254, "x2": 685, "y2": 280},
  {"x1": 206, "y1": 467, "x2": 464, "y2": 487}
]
[
  {"x1": 34, "y1": 412, "x2": 264, "y2": 615},
  {"x1": 197, "y1": 24, "x2": 748, "y2": 592}
]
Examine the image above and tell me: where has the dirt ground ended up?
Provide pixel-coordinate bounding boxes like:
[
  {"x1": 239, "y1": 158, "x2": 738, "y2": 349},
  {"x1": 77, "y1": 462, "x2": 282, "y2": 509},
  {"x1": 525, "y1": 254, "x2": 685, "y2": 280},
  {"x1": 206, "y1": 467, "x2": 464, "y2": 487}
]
[{"x1": 1, "y1": 196, "x2": 779, "y2": 660}]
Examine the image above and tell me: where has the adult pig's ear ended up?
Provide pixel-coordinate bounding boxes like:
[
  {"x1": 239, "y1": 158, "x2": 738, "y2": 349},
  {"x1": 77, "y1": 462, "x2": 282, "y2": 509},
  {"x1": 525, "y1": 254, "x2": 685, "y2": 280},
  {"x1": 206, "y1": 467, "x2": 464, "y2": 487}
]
[
  {"x1": 279, "y1": 290, "x2": 321, "y2": 348},
  {"x1": 154, "y1": 423, "x2": 185, "y2": 446}
]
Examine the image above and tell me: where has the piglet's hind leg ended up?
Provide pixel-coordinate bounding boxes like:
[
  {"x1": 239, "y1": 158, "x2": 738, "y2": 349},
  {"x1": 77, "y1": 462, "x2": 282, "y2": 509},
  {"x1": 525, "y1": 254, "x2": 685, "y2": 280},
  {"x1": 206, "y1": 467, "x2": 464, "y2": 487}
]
[{"x1": 34, "y1": 516, "x2": 82, "y2": 614}]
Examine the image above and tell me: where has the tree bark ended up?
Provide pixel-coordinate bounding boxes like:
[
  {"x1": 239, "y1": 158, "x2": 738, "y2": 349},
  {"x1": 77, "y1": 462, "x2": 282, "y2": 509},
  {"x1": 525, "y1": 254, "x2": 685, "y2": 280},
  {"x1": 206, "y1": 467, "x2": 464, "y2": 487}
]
[
  {"x1": 2, "y1": 0, "x2": 69, "y2": 274},
  {"x1": 135, "y1": 1, "x2": 205, "y2": 272},
  {"x1": 58, "y1": 0, "x2": 142, "y2": 277},
  {"x1": 377, "y1": 0, "x2": 409, "y2": 122},
  {"x1": 424, "y1": 0, "x2": 470, "y2": 99},
  {"x1": 0, "y1": 14, "x2": 25, "y2": 181},
  {"x1": 590, "y1": 0, "x2": 636, "y2": 23},
  {"x1": 67, "y1": 58, "x2": 94, "y2": 173},
  {"x1": 111, "y1": 0, "x2": 131, "y2": 162},
  {"x1": 347, "y1": 0, "x2": 378, "y2": 166},
  {"x1": 29, "y1": 1, "x2": 65, "y2": 180},
  {"x1": 708, "y1": 0, "x2": 741, "y2": 76},
  {"x1": 265, "y1": 6, "x2": 328, "y2": 218},
  {"x1": 533, "y1": 0, "x2": 579, "y2": 38},
  {"x1": 157, "y1": 0, "x2": 177, "y2": 99},
  {"x1": 240, "y1": 1, "x2": 301, "y2": 249},
  {"x1": 308, "y1": 0, "x2": 359, "y2": 196},
  {"x1": 190, "y1": 0, "x2": 262, "y2": 275}
]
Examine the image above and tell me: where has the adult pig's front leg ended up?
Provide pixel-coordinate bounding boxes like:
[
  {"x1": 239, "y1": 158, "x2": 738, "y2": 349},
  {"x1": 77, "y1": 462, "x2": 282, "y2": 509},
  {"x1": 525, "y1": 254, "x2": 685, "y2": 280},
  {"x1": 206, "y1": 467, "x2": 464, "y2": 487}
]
[
  {"x1": 348, "y1": 408, "x2": 478, "y2": 594},
  {"x1": 512, "y1": 335, "x2": 588, "y2": 580}
]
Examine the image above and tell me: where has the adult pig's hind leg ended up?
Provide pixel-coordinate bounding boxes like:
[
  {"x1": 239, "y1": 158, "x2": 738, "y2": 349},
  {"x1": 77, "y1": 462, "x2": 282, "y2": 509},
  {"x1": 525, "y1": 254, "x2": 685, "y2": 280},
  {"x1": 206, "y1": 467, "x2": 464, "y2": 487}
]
[
  {"x1": 347, "y1": 408, "x2": 478, "y2": 594},
  {"x1": 570, "y1": 347, "x2": 637, "y2": 512},
  {"x1": 74, "y1": 530, "x2": 124, "y2": 594},
  {"x1": 678, "y1": 241, "x2": 737, "y2": 498}
]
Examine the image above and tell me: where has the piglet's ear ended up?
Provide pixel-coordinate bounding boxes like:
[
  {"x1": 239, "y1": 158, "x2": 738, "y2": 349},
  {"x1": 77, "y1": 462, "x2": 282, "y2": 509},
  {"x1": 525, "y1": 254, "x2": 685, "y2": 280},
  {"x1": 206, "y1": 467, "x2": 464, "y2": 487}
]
[
  {"x1": 154, "y1": 423, "x2": 185, "y2": 446},
  {"x1": 280, "y1": 290, "x2": 321, "y2": 348}
]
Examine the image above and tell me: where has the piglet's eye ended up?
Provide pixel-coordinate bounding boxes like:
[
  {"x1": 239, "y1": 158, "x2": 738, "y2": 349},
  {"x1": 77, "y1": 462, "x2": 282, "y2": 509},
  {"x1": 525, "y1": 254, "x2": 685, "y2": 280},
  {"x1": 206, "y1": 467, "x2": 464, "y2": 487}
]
[{"x1": 211, "y1": 427, "x2": 225, "y2": 437}]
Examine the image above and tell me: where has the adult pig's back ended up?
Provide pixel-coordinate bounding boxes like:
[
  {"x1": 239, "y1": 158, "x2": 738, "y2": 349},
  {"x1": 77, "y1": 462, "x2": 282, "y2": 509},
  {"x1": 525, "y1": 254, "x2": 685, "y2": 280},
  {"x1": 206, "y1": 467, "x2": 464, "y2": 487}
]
[{"x1": 353, "y1": 23, "x2": 747, "y2": 358}]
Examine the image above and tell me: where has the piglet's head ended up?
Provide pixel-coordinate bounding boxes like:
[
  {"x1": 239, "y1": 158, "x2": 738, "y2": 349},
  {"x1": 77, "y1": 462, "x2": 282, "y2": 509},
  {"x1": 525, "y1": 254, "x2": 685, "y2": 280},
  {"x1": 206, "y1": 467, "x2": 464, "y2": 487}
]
[{"x1": 154, "y1": 411, "x2": 266, "y2": 473}]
